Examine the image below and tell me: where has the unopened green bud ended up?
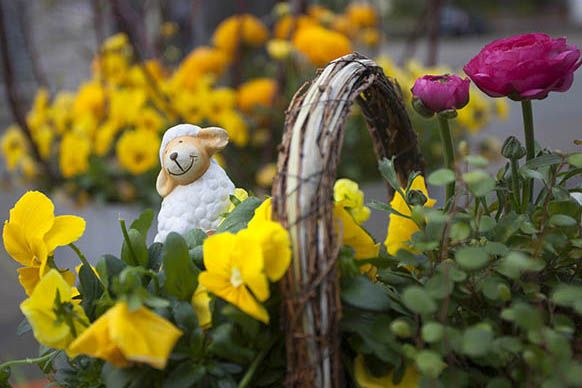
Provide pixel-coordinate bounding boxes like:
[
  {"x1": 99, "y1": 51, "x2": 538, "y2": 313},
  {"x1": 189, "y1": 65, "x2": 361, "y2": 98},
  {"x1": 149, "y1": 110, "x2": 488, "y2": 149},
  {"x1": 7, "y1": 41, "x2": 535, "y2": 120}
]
[
  {"x1": 407, "y1": 189, "x2": 427, "y2": 206},
  {"x1": 402, "y1": 344, "x2": 418, "y2": 359},
  {"x1": 412, "y1": 96, "x2": 435, "y2": 118},
  {"x1": 390, "y1": 319, "x2": 412, "y2": 338},
  {"x1": 501, "y1": 136, "x2": 526, "y2": 160}
]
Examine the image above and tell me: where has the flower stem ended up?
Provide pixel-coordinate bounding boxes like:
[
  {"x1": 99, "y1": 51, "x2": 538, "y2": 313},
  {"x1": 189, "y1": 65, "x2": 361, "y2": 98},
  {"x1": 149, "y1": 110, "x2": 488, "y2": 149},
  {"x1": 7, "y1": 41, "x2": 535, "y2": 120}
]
[
  {"x1": 0, "y1": 350, "x2": 57, "y2": 371},
  {"x1": 510, "y1": 159, "x2": 522, "y2": 212},
  {"x1": 437, "y1": 115, "x2": 456, "y2": 202},
  {"x1": 69, "y1": 243, "x2": 89, "y2": 268},
  {"x1": 521, "y1": 99, "x2": 535, "y2": 208},
  {"x1": 238, "y1": 337, "x2": 277, "y2": 388}
]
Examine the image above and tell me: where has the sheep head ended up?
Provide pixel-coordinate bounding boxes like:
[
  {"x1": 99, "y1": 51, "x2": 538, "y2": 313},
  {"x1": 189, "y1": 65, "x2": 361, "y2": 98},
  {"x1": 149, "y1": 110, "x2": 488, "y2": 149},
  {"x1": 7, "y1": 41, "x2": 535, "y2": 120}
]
[{"x1": 156, "y1": 126, "x2": 229, "y2": 197}]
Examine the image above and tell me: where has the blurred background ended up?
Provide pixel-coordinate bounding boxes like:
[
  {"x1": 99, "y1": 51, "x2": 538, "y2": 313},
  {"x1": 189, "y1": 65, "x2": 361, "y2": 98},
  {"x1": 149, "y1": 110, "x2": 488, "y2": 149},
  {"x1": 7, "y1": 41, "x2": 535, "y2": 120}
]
[{"x1": 0, "y1": 0, "x2": 581, "y2": 384}]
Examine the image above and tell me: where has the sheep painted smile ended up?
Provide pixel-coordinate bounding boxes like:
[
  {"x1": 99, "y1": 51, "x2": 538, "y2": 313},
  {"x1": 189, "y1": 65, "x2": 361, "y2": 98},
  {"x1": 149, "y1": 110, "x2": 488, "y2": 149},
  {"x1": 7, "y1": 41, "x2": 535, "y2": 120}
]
[{"x1": 168, "y1": 156, "x2": 196, "y2": 176}]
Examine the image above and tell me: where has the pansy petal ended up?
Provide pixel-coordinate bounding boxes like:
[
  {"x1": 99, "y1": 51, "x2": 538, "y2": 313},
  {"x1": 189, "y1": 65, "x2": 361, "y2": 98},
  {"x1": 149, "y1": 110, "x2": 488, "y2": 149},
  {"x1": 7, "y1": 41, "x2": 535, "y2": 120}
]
[
  {"x1": 191, "y1": 284, "x2": 212, "y2": 329},
  {"x1": 3, "y1": 221, "x2": 34, "y2": 265},
  {"x1": 235, "y1": 287, "x2": 269, "y2": 323},
  {"x1": 203, "y1": 233, "x2": 235, "y2": 277},
  {"x1": 44, "y1": 215, "x2": 86, "y2": 253},
  {"x1": 17, "y1": 266, "x2": 41, "y2": 296},
  {"x1": 9, "y1": 191, "x2": 55, "y2": 242}
]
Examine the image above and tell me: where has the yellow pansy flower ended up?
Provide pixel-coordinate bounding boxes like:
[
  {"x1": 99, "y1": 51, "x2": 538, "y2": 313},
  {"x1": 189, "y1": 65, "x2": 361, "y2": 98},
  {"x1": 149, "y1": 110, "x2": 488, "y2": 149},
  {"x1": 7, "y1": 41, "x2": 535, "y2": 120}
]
[
  {"x1": 346, "y1": 3, "x2": 379, "y2": 28},
  {"x1": 226, "y1": 188, "x2": 249, "y2": 213},
  {"x1": 293, "y1": 26, "x2": 352, "y2": 66},
  {"x1": 334, "y1": 178, "x2": 371, "y2": 224},
  {"x1": 192, "y1": 284, "x2": 212, "y2": 329},
  {"x1": 3, "y1": 191, "x2": 85, "y2": 270},
  {"x1": 116, "y1": 128, "x2": 160, "y2": 175},
  {"x1": 199, "y1": 232, "x2": 270, "y2": 323},
  {"x1": 495, "y1": 98, "x2": 509, "y2": 120},
  {"x1": 274, "y1": 15, "x2": 317, "y2": 40},
  {"x1": 172, "y1": 46, "x2": 230, "y2": 90},
  {"x1": 20, "y1": 269, "x2": 89, "y2": 351},
  {"x1": 212, "y1": 14, "x2": 269, "y2": 54},
  {"x1": 73, "y1": 81, "x2": 106, "y2": 121},
  {"x1": 109, "y1": 88, "x2": 147, "y2": 126},
  {"x1": 1, "y1": 125, "x2": 27, "y2": 170},
  {"x1": 354, "y1": 354, "x2": 419, "y2": 388},
  {"x1": 50, "y1": 91, "x2": 75, "y2": 134},
  {"x1": 18, "y1": 266, "x2": 76, "y2": 297},
  {"x1": 95, "y1": 120, "x2": 121, "y2": 156},
  {"x1": 237, "y1": 78, "x2": 277, "y2": 114},
  {"x1": 68, "y1": 302, "x2": 183, "y2": 369},
  {"x1": 60, "y1": 132, "x2": 91, "y2": 178},
  {"x1": 457, "y1": 87, "x2": 491, "y2": 134},
  {"x1": 32, "y1": 125, "x2": 53, "y2": 160},
  {"x1": 384, "y1": 176, "x2": 436, "y2": 256},
  {"x1": 102, "y1": 33, "x2": 129, "y2": 52},
  {"x1": 206, "y1": 87, "x2": 237, "y2": 122}
]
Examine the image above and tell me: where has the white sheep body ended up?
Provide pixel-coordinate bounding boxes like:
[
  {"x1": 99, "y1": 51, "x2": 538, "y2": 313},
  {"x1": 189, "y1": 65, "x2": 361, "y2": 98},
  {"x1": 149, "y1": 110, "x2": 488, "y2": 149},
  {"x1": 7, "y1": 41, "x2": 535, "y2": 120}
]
[{"x1": 154, "y1": 160, "x2": 235, "y2": 243}]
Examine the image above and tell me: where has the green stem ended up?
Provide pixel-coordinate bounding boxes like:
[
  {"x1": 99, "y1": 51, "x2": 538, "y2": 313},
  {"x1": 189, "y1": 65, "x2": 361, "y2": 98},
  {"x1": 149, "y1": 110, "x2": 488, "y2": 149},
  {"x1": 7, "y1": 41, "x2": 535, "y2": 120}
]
[
  {"x1": 0, "y1": 350, "x2": 57, "y2": 370},
  {"x1": 238, "y1": 338, "x2": 277, "y2": 388},
  {"x1": 119, "y1": 219, "x2": 138, "y2": 266},
  {"x1": 521, "y1": 100, "x2": 535, "y2": 208},
  {"x1": 69, "y1": 243, "x2": 90, "y2": 268},
  {"x1": 510, "y1": 159, "x2": 522, "y2": 212},
  {"x1": 437, "y1": 115, "x2": 456, "y2": 202}
]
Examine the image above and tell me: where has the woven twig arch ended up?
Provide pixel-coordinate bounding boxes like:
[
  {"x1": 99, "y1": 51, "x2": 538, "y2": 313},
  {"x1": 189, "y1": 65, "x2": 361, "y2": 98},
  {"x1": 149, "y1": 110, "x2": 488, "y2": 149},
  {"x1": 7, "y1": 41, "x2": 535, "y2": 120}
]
[{"x1": 271, "y1": 53, "x2": 424, "y2": 387}]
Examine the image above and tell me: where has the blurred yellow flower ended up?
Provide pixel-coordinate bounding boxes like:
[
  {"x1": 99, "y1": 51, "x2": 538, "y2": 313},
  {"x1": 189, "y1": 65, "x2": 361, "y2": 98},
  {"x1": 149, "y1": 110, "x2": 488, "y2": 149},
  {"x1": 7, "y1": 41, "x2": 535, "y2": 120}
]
[
  {"x1": 60, "y1": 133, "x2": 91, "y2": 178},
  {"x1": 332, "y1": 15, "x2": 355, "y2": 37},
  {"x1": 160, "y1": 21, "x2": 178, "y2": 38},
  {"x1": 206, "y1": 87, "x2": 237, "y2": 122},
  {"x1": 32, "y1": 125, "x2": 53, "y2": 160},
  {"x1": 109, "y1": 88, "x2": 147, "y2": 126},
  {"x1": 255, "y1": 163, "x2": 277, "y2": 188},
  {"x1": 20, "y1": 270, "x2": 89, "y2": 351},
  {"x1": 346, "y1": 3, "x2": 379, "y2": 28},
  {"x1": 293, "y1": 26, "x2": 352, "y2": 66},
  {"x1": 334, "y1": 178, "x2": 370, "y2": 224},
  {"x1": 50, "y1": 92, "x2": 75, "y2": 134},
  {"x1": 457, "y1": 88, "x2": 491, "y2": 134},
  {"x1": 274, "y1": 15, "x2": 317, "y2": 40},
  {"x1": 68, "y1": 302, "x2": 183, "y2": 369},
  {"x1": 384, "y1": 176, "x2": 436, "y2": 256},
  {"x1": 199, "y1": 232, "x2": 270, "y2": 323},
  {"x1": 94, "y1": 51, "x2": 130, "y2": 86},
  {"x1": 73, "y1": 81, "x2": 106, "y2": 121},
  {"x1": 116, "y1": 128, "x2": 160, "y2": 175},
  {"x1": 216, "y1": 110, "x2": 249, "y2": 147},
  {"x1": 102, "y1": 33, "x2": 129, "y2": 52},
  {"x1": 173, "y1": 46, "x2": 230, "y2": 89},
  {"x1": 359, "y1": 28, "x2": 380, "y2": 46},
  {"x1": 95, "y1": 120, "x2": 121, "y2": 156},
  {"x1": 26, "y1": 88, "x2": 50, "y2": 131},
  {"x1": 308, "y1": 5, "x2": 335, "y2": 23},
  {"x1": 2, "y1": 191, "x2": 85, "y2": 276},
  {"x1": 354, "y1": 354, "x2": 419, "y2": 388},
  {"x1": 136, "y1": 107, "x2": 164, "y2": 132},
  {"x1": 495, "y1": 98, "x2": 509, "y2": 120},
  {"x1": 192, "y1": 284, "x2": 212, "y2": 329},
  {"x1": 237, "y1": 78, "x2": 277, "y2": 113},
  {"x1": 212, "y1": 14, "x2": 269, "y2": 54},
  {"x1": 20, "y1": 155, "x2": 38, "y2": 178},
  {"x1": 267, "y1": 39, "x2": 293, "y2": 60},
  {"x1": 1, "y1": 125, "x2": 27, "y2": 170}
]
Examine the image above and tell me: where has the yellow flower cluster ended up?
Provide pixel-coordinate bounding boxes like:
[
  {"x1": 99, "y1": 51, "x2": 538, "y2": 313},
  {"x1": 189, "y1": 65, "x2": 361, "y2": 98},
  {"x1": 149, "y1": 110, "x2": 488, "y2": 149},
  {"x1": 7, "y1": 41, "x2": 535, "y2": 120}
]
[
  {"x1": 199, "y1": 199, "x2": 291, "y2": 323},
  {"x1": 334, "y1": 178, "x2": 371, "y2": 224}
]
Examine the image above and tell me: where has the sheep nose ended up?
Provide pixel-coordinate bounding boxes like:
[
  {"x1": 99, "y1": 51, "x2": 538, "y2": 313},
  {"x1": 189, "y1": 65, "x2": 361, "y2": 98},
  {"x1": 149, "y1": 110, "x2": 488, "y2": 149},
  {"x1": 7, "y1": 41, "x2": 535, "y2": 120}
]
[{"x1": 169, "y1": 152, "x2": 178, "y2": 161}]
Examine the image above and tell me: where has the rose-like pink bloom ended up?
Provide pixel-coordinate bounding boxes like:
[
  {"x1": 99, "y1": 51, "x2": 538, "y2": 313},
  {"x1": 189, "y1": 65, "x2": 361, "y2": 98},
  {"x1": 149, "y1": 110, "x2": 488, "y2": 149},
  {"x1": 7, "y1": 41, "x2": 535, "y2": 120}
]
[
  {"x1": 411, "y1": 74, "x2": 470, "y2": 113},
  {"x1": 464, "y1": 33, "x2": 581, "y2": 100}
]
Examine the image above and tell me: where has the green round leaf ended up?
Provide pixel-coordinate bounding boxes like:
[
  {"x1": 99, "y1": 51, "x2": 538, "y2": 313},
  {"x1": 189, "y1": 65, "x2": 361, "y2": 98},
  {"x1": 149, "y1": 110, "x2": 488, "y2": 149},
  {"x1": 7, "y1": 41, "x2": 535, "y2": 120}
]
[
  {"x1": 549, "y1": 214, "x2": 577, "y2": 227},
  {"x1": 422, "y1": 322, "x2": 444, "y2": 343},
  {"x1": 415, "y1": 350, "x2": 447, "y2": 378},
  {"x1": 462, "y1": 325, "x2": 494, "y2": 357},
  {"x1": 462, "y1": 170, "x2": 496, "y2": 197},
  {"x1": 402, "y1": 286, "x2": 437, "y2": 315},
  {"x1": 466, "y1": 155, "x2": 488, "y2": 168},
  {"x1": 455, "y1": 247, "x2": 489, "y2": 271},
  {"x1": 428, "y1": 168, "x2": 455, "y2": 186},
  {"x1": 568, "y1": 152, "x2": 582, "y2": 168}
]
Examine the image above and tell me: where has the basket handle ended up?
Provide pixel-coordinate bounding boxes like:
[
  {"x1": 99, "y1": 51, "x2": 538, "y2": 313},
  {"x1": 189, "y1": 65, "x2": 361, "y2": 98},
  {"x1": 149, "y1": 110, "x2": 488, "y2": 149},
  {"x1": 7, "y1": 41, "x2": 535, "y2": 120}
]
[{"x1": 271, "y1": 53, "x2": 423, "y2": 387}]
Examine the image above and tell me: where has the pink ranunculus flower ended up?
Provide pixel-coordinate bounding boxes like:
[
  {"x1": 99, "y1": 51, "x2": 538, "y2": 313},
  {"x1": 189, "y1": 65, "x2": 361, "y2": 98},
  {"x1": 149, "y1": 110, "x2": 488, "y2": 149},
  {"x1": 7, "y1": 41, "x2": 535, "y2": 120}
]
[
  {"x1": 464, "y1": 33, "x2": 581, "y2": 100},
  {"x1": 411, "y1": 74, "x2": 470, "y2": 113}
]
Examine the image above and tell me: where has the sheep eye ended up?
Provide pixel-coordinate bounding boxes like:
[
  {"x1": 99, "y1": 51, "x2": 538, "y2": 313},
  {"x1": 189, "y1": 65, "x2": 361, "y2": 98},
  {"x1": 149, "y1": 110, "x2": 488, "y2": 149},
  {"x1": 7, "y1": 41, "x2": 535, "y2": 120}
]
[{"x1": 179, "y1": 140, "x2": 183, "y2": 143}]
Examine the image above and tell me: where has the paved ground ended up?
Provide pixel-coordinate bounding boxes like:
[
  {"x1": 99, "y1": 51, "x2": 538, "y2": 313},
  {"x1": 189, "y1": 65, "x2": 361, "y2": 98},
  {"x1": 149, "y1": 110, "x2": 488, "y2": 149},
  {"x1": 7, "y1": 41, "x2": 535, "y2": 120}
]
[{"x1": 0, "y1": 6, "x2": 581, "y2": 377}]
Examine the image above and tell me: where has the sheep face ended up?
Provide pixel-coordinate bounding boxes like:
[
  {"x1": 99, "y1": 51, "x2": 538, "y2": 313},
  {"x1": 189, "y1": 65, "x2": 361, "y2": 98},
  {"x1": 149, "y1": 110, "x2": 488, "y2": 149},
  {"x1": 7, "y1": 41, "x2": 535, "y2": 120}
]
[{"x1": 156, "y1": 127, "x2": 229, "y2": 197}]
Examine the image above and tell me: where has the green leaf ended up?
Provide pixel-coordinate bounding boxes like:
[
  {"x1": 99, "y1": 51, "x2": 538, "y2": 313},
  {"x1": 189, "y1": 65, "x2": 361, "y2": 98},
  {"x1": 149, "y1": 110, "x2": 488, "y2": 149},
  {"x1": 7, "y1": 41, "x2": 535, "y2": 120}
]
[
  {"x1": 428, "y1": 168, "x2": 455, "y2": 186},
  {"x1": 484, "y1": 242, "x2": 509, "y2": 256},
  {"x1": 378, "y1": 158, "x2": 401, "y2": 191},
  {"x1": 130, "y1": 209, "x2": 154, "y2": 237},
  {"x1": 163, "y1": 232, "x2": 199, "y2": 301},
  {"x1": 16, "y1": 318, "x2": 31, "y2": 336},
  {"x1": 524, "y1": 154, "x2": 562, "y2": 169},
  {"x1": 148, "y1": 242, "x2": 163, "y2": 271},
  {"x1": 216, "y1": 197, "x2": 262, "y2": 233},
  {"x1": 425, "y1": 273, "x2": 454, "y2": 299},
  {"x1": 478, "y1": 216, "x2": 496, "y2": 233},
  {"x1": 121, "y1": 229, "x2": 149, "y2": 268},
  {"x1": 568, "y1": 152, "x2": 582, "y2": 168},
  {"x1": 549, "y1": 214, "x2": 577, "y2": 227},
  {"x1": 78, "y1": 264, "x2": 104, "y2": 319},
  {"x1": 552, "y1": 285, "x2": 582, "y2": 314},
  {"x1": 450, "y1": 222, "x2": 470, "y2": 241},
  {"x1": 422, "y1": 322, "x2": 444, "y2": 343},
  {"x1": 402, "y1": 286, "x2": 437, "y2": 315},
  {"x1": 415, "y1": 350, "x2": 446, "y2": 378},
  {"x1": 519, "y1": 167, "x2": 545, "y2": 181},
  {"x1": 455, "y1": 247, "x2": 489, "y2": 271},
  {"x1": 496, "y1": 252, "x2": 544, "y2": 279},
  {"x1": 341, "y1": 275, "x2": 393, "y2": 312},
  {"x1": 184, "y1": 229, "x2": 208, "y2": 249},
  {"x1": 163, "y1": 362, "x2": 206, "y2": 388},
  {"x1": 466, "y1": 155, "x2": 488, "y2": 168},
  {"x1": 208, "y1": 324, "x2": 255, "y2": 364},
  {"x1": 462, "y1": 170, "x2": 496, "y2": 197},
  {"x1": 96, "y1": 254, "x2": 127, "y2": 291},
  {"x1": 462, "y1": 325, "x2": 493, "y2": 357}
]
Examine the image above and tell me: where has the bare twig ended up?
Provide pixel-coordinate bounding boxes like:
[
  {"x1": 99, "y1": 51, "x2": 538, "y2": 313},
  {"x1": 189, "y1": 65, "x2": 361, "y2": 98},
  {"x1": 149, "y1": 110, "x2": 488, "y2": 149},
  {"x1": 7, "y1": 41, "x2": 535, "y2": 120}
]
[{"x1": 15, "y1": 0, "x2": 49, "y2": 89}]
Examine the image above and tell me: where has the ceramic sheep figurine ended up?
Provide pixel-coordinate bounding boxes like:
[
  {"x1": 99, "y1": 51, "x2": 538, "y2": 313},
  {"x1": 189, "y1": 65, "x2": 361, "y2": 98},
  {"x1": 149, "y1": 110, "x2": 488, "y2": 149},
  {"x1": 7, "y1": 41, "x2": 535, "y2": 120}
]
[{"x1": 154, "y1": 124, "x2": 235, "y2": 243}]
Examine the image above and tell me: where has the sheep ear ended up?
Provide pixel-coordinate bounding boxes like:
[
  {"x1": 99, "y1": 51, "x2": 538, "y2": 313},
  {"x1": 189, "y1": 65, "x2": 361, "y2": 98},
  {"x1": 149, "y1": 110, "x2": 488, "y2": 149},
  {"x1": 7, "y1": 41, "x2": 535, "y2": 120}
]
[
  {"x1": 198, "y1": 127, "x2": 229, "y2": 156},
  {"x1": 156, "y1": 169, "x2": 175, "y2": 197}
]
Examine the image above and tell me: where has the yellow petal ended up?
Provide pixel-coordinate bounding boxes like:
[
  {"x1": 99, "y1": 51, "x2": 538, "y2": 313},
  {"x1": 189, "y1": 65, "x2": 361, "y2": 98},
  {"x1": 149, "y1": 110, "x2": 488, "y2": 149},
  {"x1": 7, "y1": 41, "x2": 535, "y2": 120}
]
[
  {"x1": 334, "y1": 206, "x2": 379, "y2": 260},
  {"x1": 354, "y1": 354, "x2": 419, "y2": 388},
  {"x1": 44, "y1": 215, "x2": 86, "y2": 253},
  {"x1": 9, "y1": 191, "x2": 55, "y2": 244},
  {"x1": 233, "y1": 287, "x2": 269, "y2": 324},
  {"x1": 109, "y1": 302, "x2": 183, "y2": 370},
  {"x1": 233, "y1": 231, "x2": 269, "y2": 301},
  {"x1": 68, "y1": 306, "x2": 130, "y2": 368},
  {"x1": 17, "y1": 266, "x2": 41, "y2": 296},
  {"x1": 199, "y1": 272, "x2": 233, "y2": 300},
  {"x1": 3, "y1": 221, "x2": 34, "y2": 266},
  {"x1": 192, "y1": 284, "x2": 212, "y2": 329},
  {"x1": 250, "y1": 221, "x2": 291, "y2": 282},
  {"x1": 247, "y1": 198, "x2": 272, "y2": 228},
  {"x1": 203, "y1": 232, "x2": 236, "y2": 277}
]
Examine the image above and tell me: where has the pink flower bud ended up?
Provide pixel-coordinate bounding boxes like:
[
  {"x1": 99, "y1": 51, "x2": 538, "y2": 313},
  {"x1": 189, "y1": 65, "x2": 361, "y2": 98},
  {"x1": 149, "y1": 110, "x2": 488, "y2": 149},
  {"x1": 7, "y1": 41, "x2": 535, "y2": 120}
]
[
  {"x1": 411, "y1": 74, "x2": 470, "y2": 114},
  {"x1": 464, "y1": 33, "x2": 581, "y2": 100}
]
